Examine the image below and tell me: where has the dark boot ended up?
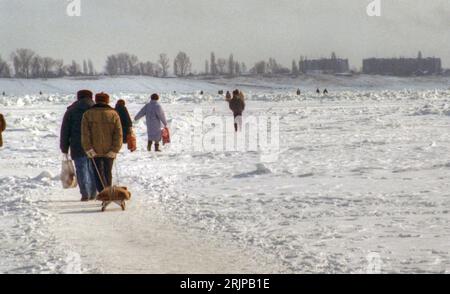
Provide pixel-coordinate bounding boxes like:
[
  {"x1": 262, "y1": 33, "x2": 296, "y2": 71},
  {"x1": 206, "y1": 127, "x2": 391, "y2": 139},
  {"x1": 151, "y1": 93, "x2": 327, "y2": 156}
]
[
  {"x1": 147, "y1": 141, "x2": 153, "y2": 152},
  {"x1": 155, "y1": 142, "x2": 161, "y2": 152}
]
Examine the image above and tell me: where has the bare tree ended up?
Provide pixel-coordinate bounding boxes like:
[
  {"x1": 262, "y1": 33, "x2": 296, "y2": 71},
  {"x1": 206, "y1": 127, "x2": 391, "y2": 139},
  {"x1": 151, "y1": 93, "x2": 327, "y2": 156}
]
[
  {"x1": 54, "y1": 59, "x2": 65, "y2": 77},
  {"x1": 217, "y1": 58, "x2": 226, "y2": 74},
  {"x1": 31, "y1": 56, "x2": 43, "y2": 78},
  {"x1": 292, "y1": 60, "x2": 299, "y2": 75},
  {"x1": 173, "y1": 51, "x2": 192, "y2": 77},
  {"x1": 83, "y1": 60, "x2": 88, "y2": 75},
  {"x1": 67, "y1": 60, "x2": 81, "y2": 76},
  {"x1": 87, "y1": 59, "x2": 95, "y2": 75},
  {"x1": 41, "y1": 57, "x2": 56, "y2": 78},
  {"x1": 105, "y1": 53, "x2": 139, "y2": 75},
  {"x1": 11, "y1": 48, "x2": 35, "y2": 78},
  {"x1": 0, "y1": 55, "x2": 11, "y2": 78},
  {"x1": 228, "y1": 54, "x2": 235, "y2": 76},
  {"x1": 158, "y1": 53, "x2": 170, "y2": 77},
  {"x1": 210, "y1": 52, "x2": 217, "y2": 75}
]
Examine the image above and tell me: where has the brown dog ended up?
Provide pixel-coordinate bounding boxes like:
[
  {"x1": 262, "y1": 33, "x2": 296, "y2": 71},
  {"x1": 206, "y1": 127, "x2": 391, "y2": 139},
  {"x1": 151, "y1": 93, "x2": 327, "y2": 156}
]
[{"x1": 97, "y1": 186, "x2": 131, "y2": 201}]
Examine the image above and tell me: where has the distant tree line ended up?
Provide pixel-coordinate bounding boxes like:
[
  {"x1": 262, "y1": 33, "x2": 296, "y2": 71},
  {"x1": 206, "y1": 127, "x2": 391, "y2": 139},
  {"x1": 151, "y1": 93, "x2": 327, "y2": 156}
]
[
  {"x1": 0, "y1": 48, "x2": 95, "y2": 78},
  {"x1": 0, "y1": 48, "x2": 444, "y2": 79}
]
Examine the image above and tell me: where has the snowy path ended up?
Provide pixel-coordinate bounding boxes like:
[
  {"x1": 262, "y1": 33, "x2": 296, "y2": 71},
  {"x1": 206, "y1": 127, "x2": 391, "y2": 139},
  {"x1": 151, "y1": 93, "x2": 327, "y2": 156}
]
[
  {"x1": 1, "y1": 87, "x2": 450, "y2": 273},
  {"x1": 0, "y1": 157, "x2": 276, "y2": 274}
]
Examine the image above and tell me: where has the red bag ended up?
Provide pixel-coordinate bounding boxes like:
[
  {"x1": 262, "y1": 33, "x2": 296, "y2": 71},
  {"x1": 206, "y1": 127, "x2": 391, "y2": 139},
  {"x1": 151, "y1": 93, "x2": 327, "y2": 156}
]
[
  {"x1": 162, "y1": 127, "x2": 170, "y2": 145},
  {"x1": 127, "y1": 129, "x2": 137, "y2": 152}
]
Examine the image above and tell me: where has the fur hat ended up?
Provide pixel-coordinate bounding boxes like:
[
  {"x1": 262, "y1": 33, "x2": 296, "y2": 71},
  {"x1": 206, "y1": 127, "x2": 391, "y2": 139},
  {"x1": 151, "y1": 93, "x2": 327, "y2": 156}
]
[
  {"x1": 95, "y1": 92, "x2": 110, "y2": 104},
  {"x1": 151, "y1": 93, "x2": 160, "y2": 101},
  {"x1": 116, "y1": 99, "x2": 126, "y2": 107},
  {"x1": 77, "y1": 90, "x2": 93, "y2": 101}
]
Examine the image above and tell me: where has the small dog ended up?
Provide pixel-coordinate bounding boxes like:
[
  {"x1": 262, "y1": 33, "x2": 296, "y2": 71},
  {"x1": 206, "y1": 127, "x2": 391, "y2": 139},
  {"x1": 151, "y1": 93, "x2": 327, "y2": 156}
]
[{"x1": 96, "y1": 186, "x2": 131, "y2": 201}]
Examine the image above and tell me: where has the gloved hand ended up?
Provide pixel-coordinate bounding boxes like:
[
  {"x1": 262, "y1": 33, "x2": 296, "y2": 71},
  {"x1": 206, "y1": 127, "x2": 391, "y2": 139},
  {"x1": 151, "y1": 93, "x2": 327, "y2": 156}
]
[
  {"x1": 86, "y1": 149, "x2": 97, "y2": 158},
  {"x1": 106, "y1": 151, "x2": 117, "y2": 159}
]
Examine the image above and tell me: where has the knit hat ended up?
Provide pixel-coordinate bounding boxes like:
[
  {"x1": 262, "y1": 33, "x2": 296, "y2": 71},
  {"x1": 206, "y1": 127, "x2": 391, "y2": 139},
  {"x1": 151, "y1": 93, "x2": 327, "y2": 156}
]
[
  {"x1": 77, "y1": 90, "x2": 93, "y2": 101},
  {"x1": 151, "y1": 93, "x2": 159, "y2": 101},
  {"x1": 95, "y1": 92, "x2": 110, "y2": 104}
]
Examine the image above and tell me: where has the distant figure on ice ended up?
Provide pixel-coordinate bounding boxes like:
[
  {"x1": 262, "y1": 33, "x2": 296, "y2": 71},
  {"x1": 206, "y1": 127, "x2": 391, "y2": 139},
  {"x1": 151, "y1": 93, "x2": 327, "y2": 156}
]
[
  {"x1": 82, "y1": 92, "x2": 123, "y2": 192},
  {"x1": 296, "y1": 89, "x2": 301, "y2": 95},
  {"x1": 200, "y1": 90, "x2": 204, "y2": 95},
  {"x1": 218, "y1": 90, "x2": 224, "y2": 95},
  {"x1": 134, "y1": 93, "x2": 168, "y2": 152},
  {"x1": 115, "y1": 99, "x2": 133, "y2": 145},
  {"x1": 60, "y1": 90, "x2": 96, "y2": 201},
  {"x1": 225, "y1": 91, "x2": 232, "y2": 101},
  {"x1": 2, "y1": 91, "x2": 5, "y2": 96},
  {"x1": 229, "y1": 89, "x2": 246, "y2": 132},
  {"x1": 316, "y1": 88, "x2": 320, "y2": 95},
  {"x1": 323, "y1": 89, "x2": 328, "y2": 95},
  {"x1": 0, "y1": 112, "x2": 6, "y2": 148},
  {"x1": 39, "y1": 91, "x2": 43, "y2": 95}
]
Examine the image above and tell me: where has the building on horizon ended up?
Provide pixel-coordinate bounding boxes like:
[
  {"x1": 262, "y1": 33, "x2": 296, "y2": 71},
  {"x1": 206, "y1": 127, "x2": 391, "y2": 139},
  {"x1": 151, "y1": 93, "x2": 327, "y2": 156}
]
[
  {"x1": 299, "y1": 52, "x2": 350, "y2": 74},
  {"x1": 362, "y1": 52, "x2": 442, "y2": 76}
]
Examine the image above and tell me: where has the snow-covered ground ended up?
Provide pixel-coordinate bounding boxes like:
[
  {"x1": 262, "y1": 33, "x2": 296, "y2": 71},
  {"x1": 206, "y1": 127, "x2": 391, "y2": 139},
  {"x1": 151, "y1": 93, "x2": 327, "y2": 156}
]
[{"x1": 1, "y1": 76, "x2": 449, "y2": 273}]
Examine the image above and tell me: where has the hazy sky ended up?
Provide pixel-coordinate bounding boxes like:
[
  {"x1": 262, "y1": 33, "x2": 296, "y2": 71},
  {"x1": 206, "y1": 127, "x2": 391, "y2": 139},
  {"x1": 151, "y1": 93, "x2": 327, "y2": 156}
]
[{"x1": 1, "y1": 0, "x2": 449, "y2": 72}]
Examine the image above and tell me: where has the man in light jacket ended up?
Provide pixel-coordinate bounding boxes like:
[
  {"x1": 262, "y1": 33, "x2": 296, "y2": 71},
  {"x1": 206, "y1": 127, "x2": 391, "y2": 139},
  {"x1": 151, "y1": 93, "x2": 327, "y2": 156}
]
[
  {"x1": 81, "y1": 92, "x2": 123, "y2": 192},
  {"x1": 135, "y1": 93, "x2": 168, "y2": 152}
]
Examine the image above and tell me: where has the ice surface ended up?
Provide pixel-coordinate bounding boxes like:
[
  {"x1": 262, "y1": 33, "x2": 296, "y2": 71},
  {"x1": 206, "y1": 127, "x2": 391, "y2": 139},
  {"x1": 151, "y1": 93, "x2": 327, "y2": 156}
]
[{"x1": 0, "y1": 77, "x2": 449, "y2": 273}]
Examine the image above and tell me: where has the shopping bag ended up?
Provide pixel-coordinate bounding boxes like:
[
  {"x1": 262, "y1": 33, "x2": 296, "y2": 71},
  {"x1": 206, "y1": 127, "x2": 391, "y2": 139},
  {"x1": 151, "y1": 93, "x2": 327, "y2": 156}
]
[
  {"x1": 61, "y1": 155, "x2": 77, "y2": 189},
  {"x1": 162, "y1": 127, "x2": 170, "y2": 145},
  {"x1": 127, "y1": 129, "x2": 137, "y2": 152}
]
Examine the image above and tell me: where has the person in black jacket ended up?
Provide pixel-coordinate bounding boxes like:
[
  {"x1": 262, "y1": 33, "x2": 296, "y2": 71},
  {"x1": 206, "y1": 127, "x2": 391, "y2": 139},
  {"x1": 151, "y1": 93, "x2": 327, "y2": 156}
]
[
  {"x1": 115, "y1": 99, "x2": 133, "y2": 144},
  {"x1": 60, "y1": 90, "x2": 97, "y2": 201},
  {"x1": 229, "y1": 89, "x2": 246, "y2": 132}
]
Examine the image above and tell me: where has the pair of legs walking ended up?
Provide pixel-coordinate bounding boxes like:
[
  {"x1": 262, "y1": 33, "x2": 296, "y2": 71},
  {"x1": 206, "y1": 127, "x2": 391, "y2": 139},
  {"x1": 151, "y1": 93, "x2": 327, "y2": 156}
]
[
  {"x1": 147, "y1": 141, "x2": 161, "y2": 152},
  {"x1": 73, "y1": 156, "x2": 97, "y2": 201}
]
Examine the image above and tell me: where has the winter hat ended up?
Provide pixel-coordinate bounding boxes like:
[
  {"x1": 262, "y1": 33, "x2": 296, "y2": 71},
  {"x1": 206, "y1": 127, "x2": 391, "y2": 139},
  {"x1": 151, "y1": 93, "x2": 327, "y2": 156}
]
[
  {"x1": 95, "y1": 92, "x2": 110, "y2": 104},
  {"x1": 232, "y1": 89, "x2": 240, "y2": 96},
  {"x1": 116, "y1": 99, "x2": 126, "y2": 107},
  {"x1": 77, "y1": 90, "x2": 93, "y2": 100},
  {"x1": 151, "y1": 93, "x2": 159, "y2": 101}
]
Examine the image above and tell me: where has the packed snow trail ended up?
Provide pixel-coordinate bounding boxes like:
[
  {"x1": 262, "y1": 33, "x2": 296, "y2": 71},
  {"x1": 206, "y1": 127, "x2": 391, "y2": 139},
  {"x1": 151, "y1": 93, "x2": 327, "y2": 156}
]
[{"x1": 0, "y1": 155, "x2": 278, "y2": 274}]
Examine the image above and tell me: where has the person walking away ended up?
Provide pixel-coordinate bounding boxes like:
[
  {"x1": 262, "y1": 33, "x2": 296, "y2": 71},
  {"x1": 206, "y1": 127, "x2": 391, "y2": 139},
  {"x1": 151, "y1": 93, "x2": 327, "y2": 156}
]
[
  {"x1": 115, "y1": 99, "x2": 133, "y2": 145},
  {"x1": 60, "y1": 90, "x2": 97, "y2": 201},
  {"x1": 82, "y1": 93, "x2": 123, "y2": 193},
  {"x1": 229, "y1": 89, "x2": 246, "y2": 132},
  {"x1": 297, "y1": 89, "x2": 301, "y2": 95},
  {"x1": 134, "y1": 93, "x2": 168, "y2": 152},
  {"x1": 316, "y1": 88, "x2": 320, "y2": 95},
  {"x1": 323, "y1": 88, "x2": 328, "y2": 95},
  {"x1": 0, "y1": 112, "x2": 6, "y2": 148},
  {"x1": 225, "y1": 91, "x2": 232, "y2": 101}
]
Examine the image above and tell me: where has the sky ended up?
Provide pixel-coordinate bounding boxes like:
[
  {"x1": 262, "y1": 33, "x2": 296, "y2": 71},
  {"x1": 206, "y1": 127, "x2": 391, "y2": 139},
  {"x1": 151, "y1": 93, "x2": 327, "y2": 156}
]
[{"x1": 0, "y1": 0, "x2": 449, "y2": 72}]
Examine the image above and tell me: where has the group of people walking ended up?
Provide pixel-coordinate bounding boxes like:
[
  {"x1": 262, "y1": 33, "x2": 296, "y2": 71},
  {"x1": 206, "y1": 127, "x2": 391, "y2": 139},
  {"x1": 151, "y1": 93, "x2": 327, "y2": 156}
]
[
  {"x1": 0, "y1": 88, "x2": 246, "y2": 202},
  {"x1": 60, "y1": 90, "x2": 168, "y2": 201}
]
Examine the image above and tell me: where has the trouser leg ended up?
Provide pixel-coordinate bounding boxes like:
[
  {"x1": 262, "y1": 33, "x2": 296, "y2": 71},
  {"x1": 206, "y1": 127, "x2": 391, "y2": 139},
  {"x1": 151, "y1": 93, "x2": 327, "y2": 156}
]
[
  {"x1": 93, "y1": 157, "x2": 106, "y2": 192},
  {"x1": 102, "y1": 157, "x2": 114, "y2": 187},
  {"x1": 147, "y1": 141, "x2": 153, "y2": 151},
  {"x1": 73, "y1": 157, "x2": 89, "y2": 199}
]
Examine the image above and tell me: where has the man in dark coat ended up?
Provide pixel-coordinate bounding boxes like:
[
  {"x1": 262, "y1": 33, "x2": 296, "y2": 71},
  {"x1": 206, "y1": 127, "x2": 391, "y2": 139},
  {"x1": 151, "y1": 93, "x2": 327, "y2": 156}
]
[
  {"x1": 115, "y1": 99, "x2": 133, "y2": 144},
  {"x1": 229, "y1": 89, "x2": 246, "y2": 132},
  {"x1": 60, "y1": 90, "x2": 97, "y2": 201}
]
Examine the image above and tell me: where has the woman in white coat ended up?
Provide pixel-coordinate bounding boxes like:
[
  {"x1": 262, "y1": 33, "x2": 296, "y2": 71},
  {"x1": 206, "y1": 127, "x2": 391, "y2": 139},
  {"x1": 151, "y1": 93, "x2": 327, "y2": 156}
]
[{"x1": 135, "y1": 93, "x2": 168, "y2": 152}]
